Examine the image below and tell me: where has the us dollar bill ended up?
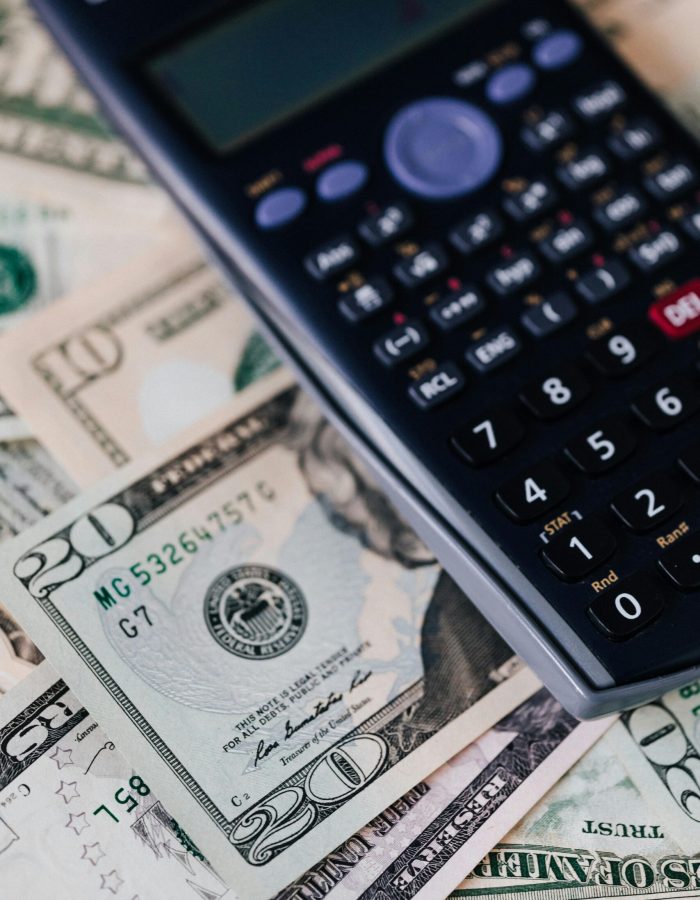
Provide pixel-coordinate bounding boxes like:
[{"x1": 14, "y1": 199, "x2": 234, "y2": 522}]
[
  {"x1": 0, "y1": 0, "x2": 159, "y2": 189},
  {"x1": 0, "y1": 662, "x2": 235, "y2": 899},
  {"x1": 0, "y1": 369, "x2": 540, "y2": 897},
  {"x1": 576, "y1": 0, "x2": 700, "y2": 138},
  {"x1": 455, "y1": 674, "x2": 700, "y2": 899},
  {"x1": 0, "y1": 232, "x2": 280, "y2": 484},
  {"x1": 0, "y1": 439, "x2": 76, "y2": 693},
  {"x1": 280, "y1": 689, "x2": 611, "y2": 900},
  {"x1": 0, "y1": 667, "x2": 608, "y2": 900}
]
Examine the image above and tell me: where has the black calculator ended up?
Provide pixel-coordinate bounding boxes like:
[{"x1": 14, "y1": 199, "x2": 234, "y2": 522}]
[{"x1": 35, "y1": 0, "x2": 700, "y2": 717}]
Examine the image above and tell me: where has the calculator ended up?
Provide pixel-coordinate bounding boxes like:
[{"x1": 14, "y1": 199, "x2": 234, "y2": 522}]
[{"x1": 34, "y1": 0, "x2": 700, "y2": 718}]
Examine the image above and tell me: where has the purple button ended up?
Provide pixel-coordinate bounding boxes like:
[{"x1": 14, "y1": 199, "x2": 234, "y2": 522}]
[
  {"x1": 316, "y1": 160, "x2": 368, "y2": 201},
  {"x1": 254, "y1": 186, "x2": 306, "y2": 230},
  {"x1": 533, "y1": 29, "x2": 583, "y2": 70},
  {"x1": 384, "y1": 97, "x2": 502, "y2": 200},
  {"x1": 486, "y1": 63, "x2": 536, "y2": 105}
]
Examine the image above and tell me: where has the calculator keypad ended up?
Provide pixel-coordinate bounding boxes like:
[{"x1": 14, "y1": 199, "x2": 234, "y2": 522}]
[{"x1": 259, "y1": 0, "x2": 700, "y2": 687}]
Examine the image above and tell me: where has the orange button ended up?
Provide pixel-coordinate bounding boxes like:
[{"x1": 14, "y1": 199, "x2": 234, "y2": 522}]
[{"x1": 649, "y1": 280, "x2": 700, "y2": 339}]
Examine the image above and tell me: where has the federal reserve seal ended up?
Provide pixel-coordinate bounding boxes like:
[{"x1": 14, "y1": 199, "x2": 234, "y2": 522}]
[{"x1": 204, "y1": 565, "x2": 307, "y2": 660}]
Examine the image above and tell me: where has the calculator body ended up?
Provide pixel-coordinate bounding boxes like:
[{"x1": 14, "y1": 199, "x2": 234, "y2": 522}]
[{"x1": 33, "y1": 0, "x2": 700, "y2": 718}]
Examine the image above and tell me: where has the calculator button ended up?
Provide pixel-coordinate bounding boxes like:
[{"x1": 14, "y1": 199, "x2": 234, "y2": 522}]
[
  {"x1": 521, "y1": 109, "x2": 575, "y2": 152},
  {"x1": 393, "y1": 243, "x2": 448, "y2": 287},
  {"x1": 658, "y1": 532, "x2": 700, "y2": 590},
  {"x1": 680, "y1": 207, "x2": 700, "y2": 241},
  {"x1": 585, "y1": 325, "x2": 657, "y2": 377},
  {"x1": 496, "y1": 461, "x2": 570, "y2": 523},
  {"x1": 503, "y1": 178, "x2": 558, "y2": 222},
  {"x1": 384, "y1": 98, "x2": 503, "y2": 199},
  {"x1": 565, "y1": 418, "x2": 637, "y2": 474},
  {"x1": 575, "y1": 259, "x2": 630, "y2": 304},
  {"x1": 316, "y1": 160, "x2": 368, "y2": 202},
  {"x1": 542, "y1": 519, "x2": 617, "y2": 581},
  {"x1": 608, "y1": 117, "x2": 661, "y2": 160},
  {"x1": 537, "y1": 218, "x2": 593, "y2": 263},
  {"x1": 532, "y1": 29, "x2": 584, "y2": 70},
  {"x1": 466, "y1": 326, "x2": 522, "y2": 373},
  {"x1": 628, "y1": 229, "x2": 683, "y2": 273},
  {"x1": 520, "y1": 292, "x2": 577, "y2": 337},
  {"x1": 409, "y1": 362, "x2": 465, "y2": 410},
  {"x1": 592, "y1": 187, "x2": 647, "y2": 232},
  {"x1": 520, "y1": 365, "x2": 590, "y2": 420},
  {"x1": 644, "y1": 159, "x2": 698, "y2": 201},
  {"x1": 430, "y1": 286, "x2": 485, "y2": 331},
  {"x1": 451, "y1": 408, "x2": 525, "y2": 466},
  {"x1": 588, "y1": 573, "x2": 666, "y2": 640},
  {"x1": 679, "y1": 443, "x2": 700, "y2": 483},
  {"x1": 611, "y1": 472, "x2": 684, "y2": 532},
  {"x1": 254, "y1": 186, "x2": 307, "y2": 230},
  {"x1": 374, "y1": 320, "x2": 429, "y2": 367},
  {"x1": 486, "y1": 251, "x2": 541, "y2": 296},
  {"x1": 648, "y1": 280, "x2": 700, "y2": 339},
  {"x1": 305, "y1": 236, "x2": 359, "y2": 280},
  {"x1": 486, "y1": 63, "x2": 536, "y2": 105},
  {"x1": 358, "y1": 202, "x2": 413, "y2": 246},
  {"x1": 573, "y1": 80, "x2": 626, "y2": 121},
  {"x1": 450, "y1": 210, "x2": 503, "y2": 255},
  {"x1": 632, "y1": 376, "x2": 700, "y2": 430},
  {"x1": 557, "y1": 149, "x2": 610, "y2": 191},
  {"x1": 338, "y1": 278, "x2": 393, "y2": 322}
]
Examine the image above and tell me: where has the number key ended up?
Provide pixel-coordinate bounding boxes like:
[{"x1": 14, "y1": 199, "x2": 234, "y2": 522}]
[
  {"x1": 542, "y1": 518, "x2": 617, "y2": 581},
  {"x1": 451, "y1": 408, "x2": 525, "y2": 466},
  {"x1": 496, "y1": 461, "x2": 570, "y2": 523},
  {"x1": 520, "y1": 365, "x2": 590, "y2": 420},
  {"x1": 565, "y1": 417, "x2": 637, "y2": 474},
  {"x1": 586, "y1": 325, "x2": 657, "y2": 377},
  {"x1": 588, "y1": 572, "x2": 667, "y2": 640},
  {"x1": 611, "y1": 471, "x2": 683, "y2": 532},
  {"x1": 632, "y1": 376, "x2": 700, "y2": 430}
]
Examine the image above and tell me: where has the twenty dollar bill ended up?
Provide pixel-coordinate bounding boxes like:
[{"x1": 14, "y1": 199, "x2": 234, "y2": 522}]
[{"x1": 0, "y1": 369, "x2": 539, "y2": 897}]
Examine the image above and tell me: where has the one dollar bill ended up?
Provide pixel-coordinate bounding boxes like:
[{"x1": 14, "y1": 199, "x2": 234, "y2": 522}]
[{"x1": 0, "y1": 369, "x2": 539, "y2": 897}]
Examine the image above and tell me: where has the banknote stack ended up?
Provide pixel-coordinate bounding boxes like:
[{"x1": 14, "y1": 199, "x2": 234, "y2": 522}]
[{"x1": 0, "y1": 1, "x2": 698, "y2": 898}]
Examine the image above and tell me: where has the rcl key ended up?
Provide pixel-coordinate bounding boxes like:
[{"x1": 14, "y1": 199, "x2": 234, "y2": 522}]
[
  {"x1": 409, "y1": 362, "x2": 465, "y2": 409},
  {"x1": 648, "y1": 280, "x2": 700, "y2": 339}
]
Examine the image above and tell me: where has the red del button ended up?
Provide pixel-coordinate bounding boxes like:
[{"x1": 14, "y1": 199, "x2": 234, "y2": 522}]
[{"x1": 649, "y1": 280, "x2": 700, "y2": 338}]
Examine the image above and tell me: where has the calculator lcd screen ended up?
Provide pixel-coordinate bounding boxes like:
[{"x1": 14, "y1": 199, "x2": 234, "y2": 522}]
[{"x1": 148, "y1": 0, "x2": 494, "y2": 152}]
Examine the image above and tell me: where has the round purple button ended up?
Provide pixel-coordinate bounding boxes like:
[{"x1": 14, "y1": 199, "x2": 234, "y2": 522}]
[
  {"x1": 486, "y1": 63, "x2": 536, "y2": 105},
  {"x1": 384, "y1": 97, "x2": 502, "y2": 200},
  {"x1": 254, "y1": 186, "x2": 306, "y2": 230},
  {"x1": 533, "y1": 29, "x2": 583, "y2": 70},
  {"x1": 316, "y1": 160, "x2": 369, "y2": 202}
]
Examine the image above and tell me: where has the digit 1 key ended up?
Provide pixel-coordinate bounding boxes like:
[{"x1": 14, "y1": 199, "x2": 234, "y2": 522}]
[{"x1": 542, "y1": 518, "x2": 617, "y2": 580}]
